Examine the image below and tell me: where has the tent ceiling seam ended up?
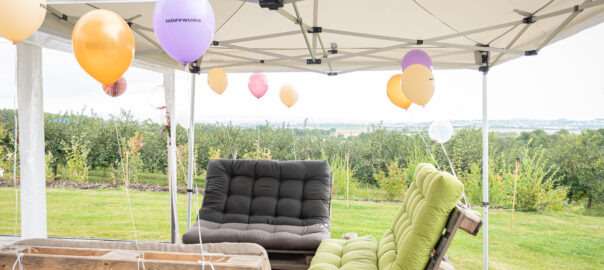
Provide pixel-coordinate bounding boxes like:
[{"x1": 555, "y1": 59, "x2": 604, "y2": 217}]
[
  {"x1": 411, "y1": 0, "x2": 479, "y2": 44},
  {"x1": 215, "y1": 1, "x2": 246, "y2": 34}
]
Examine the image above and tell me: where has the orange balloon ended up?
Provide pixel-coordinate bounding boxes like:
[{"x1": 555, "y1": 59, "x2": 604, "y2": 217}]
[
  {"x1": 386, "y1": 74, "x2": 412, "y2": 110},
  {"x1": 72, "y1": 9, "x2": 135, "y2": 85}
]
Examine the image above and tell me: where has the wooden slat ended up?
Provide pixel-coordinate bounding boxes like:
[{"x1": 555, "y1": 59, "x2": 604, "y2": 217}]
[
  {"x1": 25, "y1": 246, "x2": 110, "y2": 257},
  {"x1": 266, "y1": 249, "x2": 315, "y2": 255},
  {"x1": 270, "y1": 259, "x2": 308, "y2": 270}
]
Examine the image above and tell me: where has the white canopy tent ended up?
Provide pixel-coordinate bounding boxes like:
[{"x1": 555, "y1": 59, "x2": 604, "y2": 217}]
[{"x1": 13, "y1": 1, "x2": 604, "y2": 269}]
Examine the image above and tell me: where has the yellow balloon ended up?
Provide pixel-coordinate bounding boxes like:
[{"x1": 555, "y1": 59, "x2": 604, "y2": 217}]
[
  {"x1": 280, "y1": 84, "x2": 299, "y2": 108},
  {"x1": 208, "y1": 68, "x2": 228, "y2": 95},
  {"x1": 386, "y1": 74, "x2": 412, "y2": 110},
  {"x1": 401, "y1": 64, "x2": 435, "y2": 106},
  {"x1": 0, "y1": 0, "x2": 47, "y2": 43},
  {"x1": 72, "y1": 9, "x2": 135, "y2": 85}
]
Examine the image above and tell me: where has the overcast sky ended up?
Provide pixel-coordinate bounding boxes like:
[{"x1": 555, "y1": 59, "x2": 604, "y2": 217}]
[{"x1": 0, "y1": 23, "x2": 603, "y2": 125}]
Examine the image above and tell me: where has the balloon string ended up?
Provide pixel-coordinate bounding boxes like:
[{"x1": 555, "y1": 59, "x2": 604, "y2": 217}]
[
  {"x1": 193, "y1": 165, "x2": 223, "y2": 270},
  {"x1": 256, "y1": 100, "x2": 261, "y2": 157},
  {"x1": 291, "y1": 124, "x2": 297, "y2": 160},
  {"x1": 416, "y1": 127, "x2": 439, "y2": 169},
  {"x1": 409, "y1": 110, "x2": 439, "y2": 169},
  {"x1": 435, "y1": 127, "x2": 471, "y2": 208},
  {"x1": 113, "y1": 120, "x2": 146, "y2": 270},
  {"x1": 224, "y1": 124, "x2": 235, "y2": 159}
]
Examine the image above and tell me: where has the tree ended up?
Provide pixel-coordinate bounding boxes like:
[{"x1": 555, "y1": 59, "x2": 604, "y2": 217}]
[{"x1": 552, "y1": 130, "x2": 603, "y2": 208}]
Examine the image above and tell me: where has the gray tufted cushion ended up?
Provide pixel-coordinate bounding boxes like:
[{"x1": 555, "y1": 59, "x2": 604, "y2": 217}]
[
  {"x1": 183, "y1": 159, "x2": 332, "y2": 250},
  {"x1": 199, "y1": 159, "x2": 332, "y2": 227}
]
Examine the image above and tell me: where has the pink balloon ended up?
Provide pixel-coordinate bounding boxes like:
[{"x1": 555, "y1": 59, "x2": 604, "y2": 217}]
[
  {"x1": 102, "y1": 77, "x2": 127, "y2": 97},
  {"x1": 248, "y1": 73, "x2": 268, "y2": 99}
]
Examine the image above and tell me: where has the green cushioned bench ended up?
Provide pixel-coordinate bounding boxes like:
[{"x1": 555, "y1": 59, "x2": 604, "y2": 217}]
[{"x1": 309, "y1": 163, "x2": 482, "y2": 270}]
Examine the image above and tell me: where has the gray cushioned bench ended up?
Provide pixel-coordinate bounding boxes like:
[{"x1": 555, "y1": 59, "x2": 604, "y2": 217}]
[{"x1": 182, "y1": 159, "x2": 332, "y2": 251}]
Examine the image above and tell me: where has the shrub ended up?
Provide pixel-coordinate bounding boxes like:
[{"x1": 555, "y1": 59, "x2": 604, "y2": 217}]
[
  {"x1": 459, "y1": 162, "x2": 483, "y2": 206},
  {"x1": 124, "y1": 132, "x2": 145, "y2": 184},
  {"x1": 514, "y1": 143, "x2": 567, "y2": 211},
  {"x1": 242, "y1": 147, "x2": 272, "y2": 160},
  {"x1": 62, "y1": 137, "x2": 89, "y2": 183},
  {"x1": 45, "y1": 152, "x2": 55, "y2": 181},
  {"x1": 329, "y1": 151, "x2": 359, "y2": 197},
  {"x1": 374, "y1": 159, "x2": 406, "y2": 200}
]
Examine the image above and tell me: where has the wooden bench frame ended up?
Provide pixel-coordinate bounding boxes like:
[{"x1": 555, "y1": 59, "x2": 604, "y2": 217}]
[
  {"x1": 426, "y1": 203, "x2": 483, "y2": 270},
  {"x1": 0, "y1": 245, "x2": 267, "y2": 270}
]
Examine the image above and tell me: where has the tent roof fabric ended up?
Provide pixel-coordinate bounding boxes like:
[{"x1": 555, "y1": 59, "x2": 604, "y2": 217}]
[{"x1": 39, "y1": 0, "x2": 604, "y2": 74}]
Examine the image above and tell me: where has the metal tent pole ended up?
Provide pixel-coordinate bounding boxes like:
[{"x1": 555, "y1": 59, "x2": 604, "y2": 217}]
[
  {"x1": 186, "y1": 71, "x2": 197, "y2": 230},
  {"x1": 481, "y1": 65, "x2": 489, "y2": 270},
  {"x1": 16, "y1": 43, "x2": 48, "y2": 239},
  {"x1": 163, "y1": 69, "x2": 179, "y2": 244}
]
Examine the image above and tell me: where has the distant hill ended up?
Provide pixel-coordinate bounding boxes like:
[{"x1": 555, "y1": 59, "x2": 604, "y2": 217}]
[{"x1": 230, "y1": 119, "x2": 604, "y2": 136}]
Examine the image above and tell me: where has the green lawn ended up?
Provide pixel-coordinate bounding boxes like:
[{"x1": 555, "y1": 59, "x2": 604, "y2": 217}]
[{"x1": 1, "y1": 188, "x2": 602, "y2": 269}]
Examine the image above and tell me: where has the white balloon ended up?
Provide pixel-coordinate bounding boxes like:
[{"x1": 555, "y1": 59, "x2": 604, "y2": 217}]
[{"x1": 429, "y1": 120, "x2": 453, "y2": 143}]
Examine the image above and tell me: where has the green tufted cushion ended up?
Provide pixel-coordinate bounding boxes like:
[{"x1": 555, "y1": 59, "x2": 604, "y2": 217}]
[
  {"x1": 309, "y1": 163, "x2": 463, "y2": 270},
  {"x1": 309, "y1": 236, "x2": 379, "y2": 270},
  {"x1": 377, "y1": 163, "x2": 463, "y2": 270}
]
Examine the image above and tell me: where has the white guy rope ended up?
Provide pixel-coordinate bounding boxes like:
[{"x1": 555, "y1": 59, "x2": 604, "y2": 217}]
[
  {"x1": 113, "y1": 120, "x2": 146, "y2": 270},
  {"x1": 12, "y1": 252, "x2": 23, "y2": 270}
]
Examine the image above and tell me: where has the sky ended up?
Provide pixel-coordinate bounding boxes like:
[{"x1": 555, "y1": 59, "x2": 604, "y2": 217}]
[{"x1": 0, "y1": 23, "x2": 603, "y2": 125}]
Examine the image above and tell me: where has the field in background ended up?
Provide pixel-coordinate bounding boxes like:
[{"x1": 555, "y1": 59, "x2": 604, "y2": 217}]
[{"x1": 1, "y1": 188, "x2": 602, "y2": 270}]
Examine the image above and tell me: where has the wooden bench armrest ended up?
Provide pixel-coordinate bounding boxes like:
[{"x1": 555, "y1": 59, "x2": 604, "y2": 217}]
[{"x1": 425, "y1": 204, "x2": 484, "y2": 270}]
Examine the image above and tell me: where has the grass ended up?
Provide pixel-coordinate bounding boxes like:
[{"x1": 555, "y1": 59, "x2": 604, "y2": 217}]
[{"x1": 1, "y1": 188, "x2": 603, "y2": 269}]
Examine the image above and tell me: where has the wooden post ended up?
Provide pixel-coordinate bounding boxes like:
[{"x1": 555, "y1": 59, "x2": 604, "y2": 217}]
[
  {"x1": 346, "y1": 150, "x2": 350, "y2": 208},
  {"x1": 511, "y1": 157, "x2": 520, "y2": 232}
]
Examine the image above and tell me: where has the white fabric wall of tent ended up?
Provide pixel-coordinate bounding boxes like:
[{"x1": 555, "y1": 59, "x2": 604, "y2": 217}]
[{"x1": 12, "y1": 1, "x2": 604, "y2": 269}]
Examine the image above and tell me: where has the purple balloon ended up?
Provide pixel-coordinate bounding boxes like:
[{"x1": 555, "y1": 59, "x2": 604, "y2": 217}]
[
  {"x1": 401, "y1": 49, "x2": 432, "y2": 71},
  {"x1": 153, "y1": 0, "x2": 215, "y2": 63}
]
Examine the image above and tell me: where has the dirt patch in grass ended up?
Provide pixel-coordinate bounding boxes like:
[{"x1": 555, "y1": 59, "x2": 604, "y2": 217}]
[{"x1": 0, "y1": 179, "x2": 202, "y2": 194}]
